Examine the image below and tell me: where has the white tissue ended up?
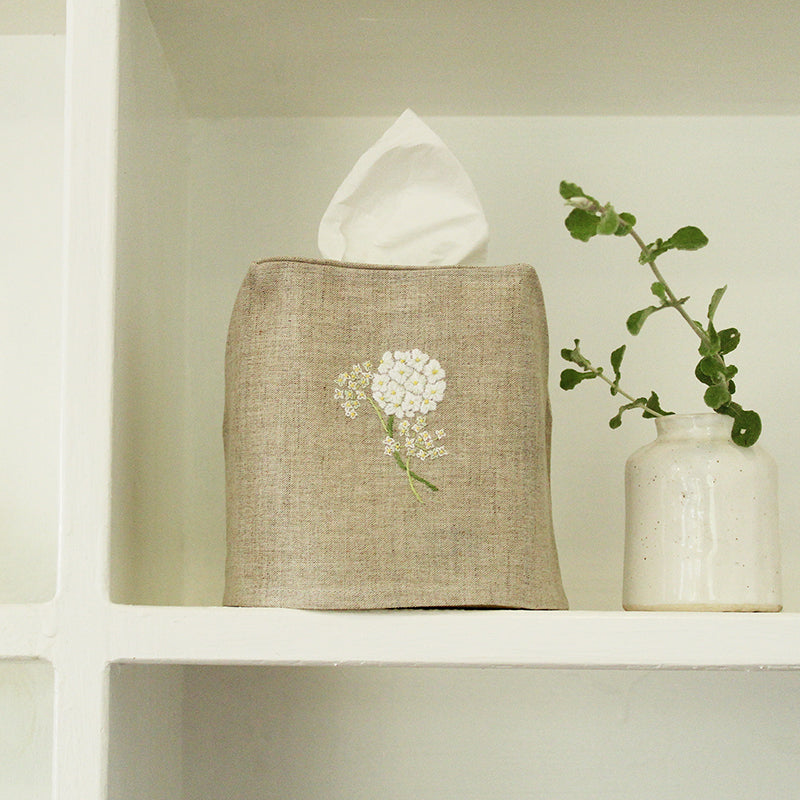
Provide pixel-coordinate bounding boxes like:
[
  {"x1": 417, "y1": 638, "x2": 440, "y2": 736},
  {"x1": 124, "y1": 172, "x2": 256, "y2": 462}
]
[{"x1": 318, "y1": 109, "x2": 489, "y2": 266}]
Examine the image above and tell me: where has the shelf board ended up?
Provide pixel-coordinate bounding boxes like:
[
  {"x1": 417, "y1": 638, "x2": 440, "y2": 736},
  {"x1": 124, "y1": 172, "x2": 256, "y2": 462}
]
[
  {"x1": 108, "y1": 606, "x2": 800, "y2": 669},
  {"x1": 143, "y1": 0, "x2": 800, "y2": 117}
]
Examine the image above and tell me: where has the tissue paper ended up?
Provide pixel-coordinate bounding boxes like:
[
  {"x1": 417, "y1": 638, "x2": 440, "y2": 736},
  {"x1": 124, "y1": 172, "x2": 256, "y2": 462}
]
[{"x1": 318, "y1": 109, "x2": 489, "y2": 266}]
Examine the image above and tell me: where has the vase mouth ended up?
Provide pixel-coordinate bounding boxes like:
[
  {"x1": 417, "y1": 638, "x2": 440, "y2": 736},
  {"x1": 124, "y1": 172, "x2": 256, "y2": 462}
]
[{"x1": 654, "y1": 412, "x2": 734, "y2": 438}]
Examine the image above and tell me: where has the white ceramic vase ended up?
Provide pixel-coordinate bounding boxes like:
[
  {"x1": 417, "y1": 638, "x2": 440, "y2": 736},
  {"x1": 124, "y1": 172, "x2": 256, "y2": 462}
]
[{"x1": 623, "y1": 413, "x2": 781, "y2": 611}]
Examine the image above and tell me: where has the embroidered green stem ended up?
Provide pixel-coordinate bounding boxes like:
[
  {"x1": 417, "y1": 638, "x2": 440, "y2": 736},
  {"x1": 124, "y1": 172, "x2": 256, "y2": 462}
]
[
  {"x1": 367, "y1": 399, "x2": 439, "y2": 498},
  {"x1": 386, "y1": 415, "x2": 439, "y2": 498}
]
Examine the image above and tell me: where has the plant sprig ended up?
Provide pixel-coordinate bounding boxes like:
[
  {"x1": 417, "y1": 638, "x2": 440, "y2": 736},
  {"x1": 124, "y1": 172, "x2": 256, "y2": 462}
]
[{"x1": 558, "y1": 181, "x2": 761, "y2": 447}]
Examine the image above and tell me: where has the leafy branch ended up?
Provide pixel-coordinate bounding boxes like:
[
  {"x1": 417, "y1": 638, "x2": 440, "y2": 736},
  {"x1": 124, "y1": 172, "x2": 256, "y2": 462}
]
[
  {"x1": 558, "y1": 181, "x2": 761, "y2": 447},
  {"x1": 561, "y1": 340, "x2": 671, "y2": 430}
]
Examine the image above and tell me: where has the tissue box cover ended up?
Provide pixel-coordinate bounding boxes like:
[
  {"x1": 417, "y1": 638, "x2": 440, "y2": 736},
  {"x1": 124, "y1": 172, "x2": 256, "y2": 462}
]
[{"x1": 223, "y1": 258, "x2": 568, "y2": 610}]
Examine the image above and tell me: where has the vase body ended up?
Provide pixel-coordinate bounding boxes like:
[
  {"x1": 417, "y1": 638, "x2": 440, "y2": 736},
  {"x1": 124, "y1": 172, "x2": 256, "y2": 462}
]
[{"x1": 623, "y1": 413, "x2": 781, "y2": 611}]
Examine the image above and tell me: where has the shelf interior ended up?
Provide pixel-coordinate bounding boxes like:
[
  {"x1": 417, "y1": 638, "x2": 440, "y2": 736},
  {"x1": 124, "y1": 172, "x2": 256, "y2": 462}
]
[
  {"x1": 110, "y1": 0, "x2": 800, "y2": 611},
  {"x1": 0, "y1": 31, "x2": 64, "y2": 604},
  {"x1": 143, "y1": 0, "x2": 800, "y2": 117},
  {"x1": 108, "y1": 662, "x2": 800, "y2": 800},
  {"x1": 0, "y1": 660, "x2": 53, "y2": 800}
]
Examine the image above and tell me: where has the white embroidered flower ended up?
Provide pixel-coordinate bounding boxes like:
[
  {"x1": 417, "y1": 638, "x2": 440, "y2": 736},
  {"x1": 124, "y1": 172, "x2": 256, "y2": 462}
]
[
  {"x1": 371, "y1": 350, "x2": 446, "y2": 421},
  {"x1": 378, "y1": 351, "x2": 394, "y2": 374},
  {"x1": 342, "y1": 400, "x2": 359, "y2": 418},
  {"x1": 419, "y1": 396, "x2": 437, "y2": 414},
  {"x1": 371, "y1": 373, "x2": 389, "y2": 393},
  {"x1": 423, "y1": 379, "x2": 446, "y2": 402},
  {"x1": 383, "y1": 436, "x2": 399, "y2": 455},
  {"x1": 423, "y1": 358, "x2": 445, "y2": 381},
  {"x1": 410, "y1": 348, "x2": 429, "y2": 369},
  {"x1": 385, "y1": 380, "x2": 403, "y2": 403},
  {"x1": 384, "y1": 398, "x2": 403, "y2": 416},
  {"x1": 337, "y1": 350, "x2": 449, "y2": 500},
  {"x1": 404, "y1": 370, "x2": 426, "y2": 395},
  {"x1": 401, "y1": 394, "x2": 421, "y2": 416},
  {"x1": 389, "y1": 363, "x2": 413, "y2": 384}
]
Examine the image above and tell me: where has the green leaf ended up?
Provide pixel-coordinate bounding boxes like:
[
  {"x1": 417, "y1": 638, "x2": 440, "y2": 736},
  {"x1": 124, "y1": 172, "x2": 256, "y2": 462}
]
[
  {"x1": 643, "y1": 391, "x2": 672, "y2": 419},
  {"x1": 560, "y1": 368, "x2": 595, "y2": 390},
  {"x1": 650, "y1": 282, "x2": 668, "y2": 302},
  {"x1": 597, "y1": 206, "x2": 620, "y2": 236},
  {"x1": 707, "y1": 286, "x2": 727, "y2": 323},
  {"x1": 561, "y1": 339, "x2": 587, "y2": 367},
  {"x1": 609, "y1": 393, "x2": 672, "y2": 428},
  {"x1": 698, "y1": 323, "x2": 721, "y2": 357},
  {"x1": 614, "y1": 212, "x2": 636, "y2": 236},
  {"x1": 564, "y1": 208, "x2": 599, "y2": 242},
  {"x1": 626, "y1": 305, "x2": 659, "y2": 335},
  {"x1": 718, "y1": 327, "x2": 740, "y2": 355},
  {"x1": 609, "y1": 398, "x2": 646, "y2": 429},
  {"x1": 704, "y1": 383, "x2": 732, "y2": 409},
  {"x1": 695, "y1": 355, "x2": 722, "y2": 385},
  {"x1": 559, "y1": 181, "x2": 599, "y2": 205},
  {"x1": 559, "y1": 181, "x2": 584, "y2": 200},
  {"x1": 609, "y1": 345, "x2": 625, "y2": 394},
  {"x1": 610, "y1": 345, "x2": 625, "y2": 380},
  {"x1": 730, "y1": 409, "x2": 762, "y2": 447},
  {"x1": 666, "y1": 225, "x2": 709, "y2": 251}
]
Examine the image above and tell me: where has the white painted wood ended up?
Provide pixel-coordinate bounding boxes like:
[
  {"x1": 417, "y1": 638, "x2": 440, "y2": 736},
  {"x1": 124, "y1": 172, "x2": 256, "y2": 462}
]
[
  {"x1": 3, "y1": 2, "x2": 800, "y2": 799},
  {"x1": 107, "y1": 606, "x2": 800, "y2": 669},
  {"x1": 50, "y1": 0, "x2": 120, "y2": 797}
]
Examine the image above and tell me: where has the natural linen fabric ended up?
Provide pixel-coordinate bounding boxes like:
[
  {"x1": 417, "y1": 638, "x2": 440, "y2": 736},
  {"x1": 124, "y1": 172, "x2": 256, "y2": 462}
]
[{"x1": 223, "y1": 257, "x2": 568, "y2": 610}]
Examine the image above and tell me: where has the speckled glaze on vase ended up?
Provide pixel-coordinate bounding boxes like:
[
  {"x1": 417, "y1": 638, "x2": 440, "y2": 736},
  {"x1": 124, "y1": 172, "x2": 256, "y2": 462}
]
[{"x1": 623, "y1": 413, "x2": 781, "y2": 611}]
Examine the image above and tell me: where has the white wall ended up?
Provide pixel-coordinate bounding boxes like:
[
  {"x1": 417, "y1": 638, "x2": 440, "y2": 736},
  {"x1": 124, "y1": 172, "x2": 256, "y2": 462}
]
[
  {"x1": 0, "y1": 34, "x2": 64, "y2": 603},
  {"x1": 112, "y1": 0, "x2": 189, "y2": 605}
]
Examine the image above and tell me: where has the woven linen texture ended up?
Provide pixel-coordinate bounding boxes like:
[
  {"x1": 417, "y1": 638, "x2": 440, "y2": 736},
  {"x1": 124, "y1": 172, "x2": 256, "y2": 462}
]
[{"x1": 223, "y1": 258, "x2": 568, "y2": 609}]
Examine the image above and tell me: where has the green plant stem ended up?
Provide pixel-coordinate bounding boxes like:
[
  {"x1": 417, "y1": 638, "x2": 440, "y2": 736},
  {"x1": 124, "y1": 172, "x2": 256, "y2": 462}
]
[
  {"x1": 578, "y1": 357, "x2": 668, "y2": 417},
  {"x1": 626, "y1": 226, "x2": 714, "y2": 351}
]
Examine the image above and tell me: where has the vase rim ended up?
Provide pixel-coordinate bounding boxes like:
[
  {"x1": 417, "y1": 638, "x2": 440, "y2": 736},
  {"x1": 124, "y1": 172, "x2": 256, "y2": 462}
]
[{"x1": 654, "y1": 412, "x2": 734, "y2": 437}]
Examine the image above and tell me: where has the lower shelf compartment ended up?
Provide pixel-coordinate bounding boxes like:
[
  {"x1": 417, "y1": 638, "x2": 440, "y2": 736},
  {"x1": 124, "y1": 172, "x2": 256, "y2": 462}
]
[{"x1": 108, "y1": 663, "x2": 800, "y2": 800}]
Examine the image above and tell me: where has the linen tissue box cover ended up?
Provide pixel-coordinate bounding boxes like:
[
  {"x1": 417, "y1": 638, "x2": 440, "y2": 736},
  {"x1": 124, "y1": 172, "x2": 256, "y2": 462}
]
[{"x1": 223, "y1": 257, "x2": 568, "y2": 610}]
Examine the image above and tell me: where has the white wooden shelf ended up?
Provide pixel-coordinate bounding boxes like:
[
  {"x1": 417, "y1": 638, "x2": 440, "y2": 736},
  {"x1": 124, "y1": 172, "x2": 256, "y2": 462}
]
[
  {"x1": 107, "y1": 606, "x2": 800, "y2": 670},
  {"x1": 5, "y1": 602, "x2": 800, "y2": 669},
  {"x1": 5, "y1": 0, "x2": 800, "y2": 798}
]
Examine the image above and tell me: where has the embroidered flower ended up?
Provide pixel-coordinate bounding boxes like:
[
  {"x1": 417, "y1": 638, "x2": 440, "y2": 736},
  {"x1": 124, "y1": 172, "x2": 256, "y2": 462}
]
[{"x1": 336, "y1": 349, "x2": 449, "y2": 502}]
